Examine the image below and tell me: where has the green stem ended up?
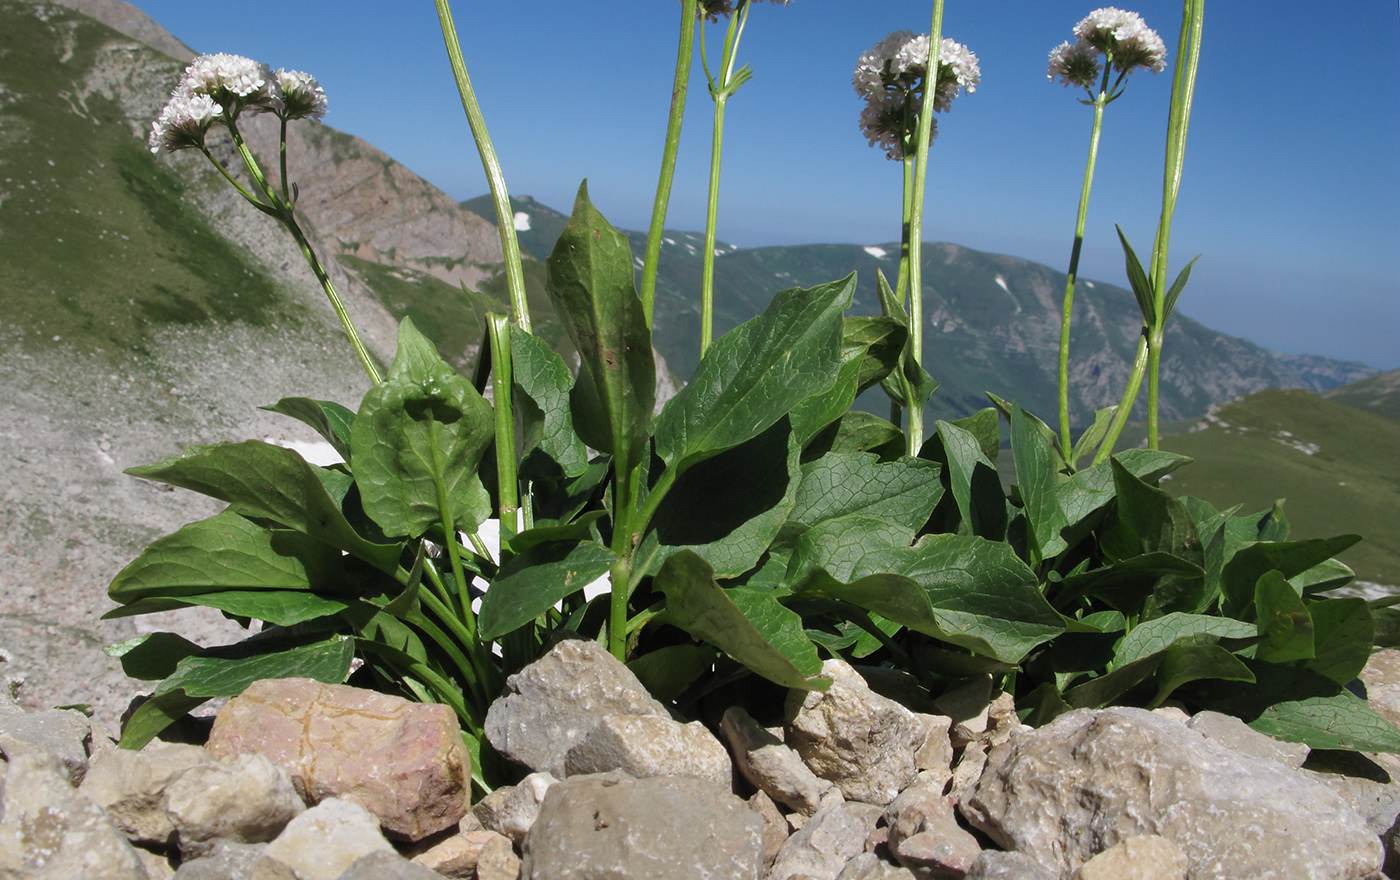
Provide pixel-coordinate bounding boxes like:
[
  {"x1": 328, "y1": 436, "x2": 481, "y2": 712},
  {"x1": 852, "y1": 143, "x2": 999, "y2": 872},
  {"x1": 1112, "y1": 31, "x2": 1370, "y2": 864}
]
[
  {"x1": 487, "y1": 314, "x2": 519, "y2": 548},
  {"x1": 904, "y1": 0, "x2": 945, "y2": 455},
  {"x1": 198, "y1": 146, "x2": 263, "y2": 207},
  {"x1": 434, "y1": 0, "x2": 531, "y2": 332},
  {"x1": 428, "y1": 418, "x2": 472, "y2": 625},
  {"x1": 1092, "y1": 331, "x2": 1149, "y2": 464},
  {"x1": 641, "y1": 0, "x2": 699, "y2": 328},
  {"x1": 607, "y1": 468, "x2": 639, "y2": 661},
  {"x1": 895, "y1": 150, "x2": 914, "y2": 309},
  {"x1": 1058, "y1": 65, "x2": 1112, "y2": 461},
  {"x1": 278, "y1": 116, "x2": 291, "y2": 206},
  {"x1": 282, "y1": 214, "x2": 383, "y2": 384}
]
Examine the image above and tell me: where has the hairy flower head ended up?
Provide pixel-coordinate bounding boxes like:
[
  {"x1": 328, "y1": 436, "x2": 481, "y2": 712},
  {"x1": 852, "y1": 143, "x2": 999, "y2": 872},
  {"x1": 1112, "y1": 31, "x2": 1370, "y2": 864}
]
[
  {"x1": 854, "y1": 31, "x2": 980, "y2": 109},
  {"x1": 858, "y1": 91, "x2": 937, "y2": 161},
  {"x1": 175, "y1": 53, "x2": 282, "y2": 117},
  {"x1": 1047, "y1": 39, "x2": 1102, "y2": 88},
  {"x1": 274, "y1": 69, "x2": 328, "y2": 121},
  {"x1": 1072, "y1": 7, "x2": 1166, "y2": 74},
  {"x1": 148, "y1": 93, "x2": 222, "y2": 153}
]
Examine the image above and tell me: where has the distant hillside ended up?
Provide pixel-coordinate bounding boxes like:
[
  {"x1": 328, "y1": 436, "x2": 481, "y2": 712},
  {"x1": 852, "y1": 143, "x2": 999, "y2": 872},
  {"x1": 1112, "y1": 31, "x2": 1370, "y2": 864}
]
[
  {"x1": 1325, "y1": 369, "x2": 1400, "y2": 421},
  {"x1": 1158, "y1": 389, "x2": 1400, "y2": 589},
  {"x1": 465, "y1": 196, "x2": 1376, "y2": 427}
]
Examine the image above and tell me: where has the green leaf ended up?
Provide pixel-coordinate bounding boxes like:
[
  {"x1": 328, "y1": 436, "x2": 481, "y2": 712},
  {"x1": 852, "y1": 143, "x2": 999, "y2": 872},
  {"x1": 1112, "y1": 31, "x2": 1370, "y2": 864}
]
[
  {"x1": 875, "y1": 269, "x2": 937, "y2": 409},
  {"x1": 350, "y1": 319, "x2": 495, "y2": 540},
  {"x1": 789, "y1": 351, "x2": 861, "y2": 448},
  {"x1": 654, "y1": 275, "x2": 853, "y2": 477},
  {"x1": 655, "y1": 551, "x2": 828, "y2": 691},
  {"x1": 1152, "y1": 644, "x2": 1254, "y2": 707},
  {"x1": 1160, "y1": 255, "x2": 1200, "y2": 323},
  {"x1": 1052, "y1": 553, "x2": 1204, "y2": 615},
  {"x1": 126, "y1": 443, "x2": 402, "y2": 573},
  {"x1": 854, "y1": 535, "x2": 1064, "y2": 663},
  {"x1": 1116, "y1": 225, "x2": 1156, "y2": 325},
  {"x1": 931, "y1": 406, "x2": 1002, "y2": 464},
  {"x1": 511, "y1": 324, "x2": 590, "y2": 480},
  {"x1": 845, "y1": 316, "x2": 907, "y2": 394},
  {"x1": 1221, "y1": 535, "x2": 1361, "y2": 616},
  {"x1": 103, "y1": 632, "x2": 201, "y2": 681},
  {"x1": 790, "y1": 453, "x2": 942, "y2": 533},
  {"x1": 1100, "y1": 460, "x2": 1202, "y2": 589},
  {"x1": 1305, "y1": 598, "x2": 1373, "y2": 685},
  {"x1": 637, "y1": 418, "x2": 802, "y2": 580},
  {"x1": 1012, "y1": 404, "x2": 1066, "y2": 561},
  {"x1": 627, "y1": 645, "x2": 717, "y2": 703},
  {"x1": 933, "y1": 420, "x2": 1006, "y2": 541},
  {"x1": 1250, "y1": 691, "x2": 1400, "y2": 753},
  {"x1": 1255, "y1": 570, "x2": 1314, "y2": 662},
  {"x1": 802, "y1": 411, "x2": 905, "y2": 463},
  {"x1": 108, "y1": 510, "x2": 344, "y2": 604},
  {"x1": 1064, "y1": 654, "x2": 1164, "y2": 709},
  {"x1": 105, "y1": 590, "x2": 351, "y2": 628},
  {"x1": 787, "y1": 515, "x2": 915, "y2": 585},
  {"x1": 1294, "y1": 558, "x2": 1357, "y2": 596},
  {"x1": 477, "y1": 540, "x2": 617, "y2": 641},
  {"x1": 260, "y1": 398, "x2": 355, "y2": 462},
  {"x1": 545, "y1": 181, "x2": 654, "y2": 472},
  {"x1": 1115, "y1": 612, "x2": 1257, "y2": 665},
  {"x1": 118, "y1": 692, "x2": 211, "y2": 750},
  {"x1": 1070, "y1": 406, "x2": 1118, "y2": 468}
]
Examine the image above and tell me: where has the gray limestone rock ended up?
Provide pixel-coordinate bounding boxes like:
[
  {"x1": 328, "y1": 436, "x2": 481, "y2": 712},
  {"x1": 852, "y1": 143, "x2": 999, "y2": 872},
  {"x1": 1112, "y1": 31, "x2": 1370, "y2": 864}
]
[
  {"x1": 749, "y1": 789, "x2": 790, "y2": 872},
  {"x1": 0, "y1": 701, "x2": 91, "y2": 785},
  {"x1": 768, "y1": 800, "x2": 884, "y2": 880},
  {"x1": 932, "y1": 676, "x2": 992, "y2": 748},
  {"x1": 785, "y1": 659, "x2": 924, "y2": 806},
  {"x1": 520, "y1": 770, "x2": 762, "y2": 880},
  {"x1": 170, "y1": 841, "x2": 295, "y2": 880},
  {"x1": 563, "y1": 713, "x2": 732, "y2": 789},
  {"x1": 485, "y1": 639, "x2": 669, "y2": 776},
  {"x1": 0, "y1": 752, "x2": 150, "y2": 879},
  {"x1": 164, "y1": 752, "x2": 305, "y2": 859},
  {"x1": 1185, "y1": 710, "x2": 1310, "y2": 769},
  {"x1": 723, "y1": 706, "x2": 827, "y2": 814},
  {"x1": 406, "y1": 829, "x2": 509, "y2": 879},
  {"x1": 80, "y1": 741, "x2": 213, "y2": 845},
  {"x1": 1075, "y1": 835, "x2": 1188, "y2": 880},
  {"x1": 337, "y1": 850, "x2": 446, "y2": 880},
  {"x1": 472, "y1": 771, "x2": 555, "y2": 847},
  {"x1": 962, "y1": 706, "x2": 1383, "y2": 879},
  {"x1": 965, "y1": 851, "x2": 1057, "y2": 880},
  {"x1": 883, "y1": 786, "x2": 982, "y2": 877},
  {"x1": 836, "y1": 853, "x2": 920, "y2": 879},
  {"x1": 262, "y1": 798, "x2": 394, "y2": 880}
]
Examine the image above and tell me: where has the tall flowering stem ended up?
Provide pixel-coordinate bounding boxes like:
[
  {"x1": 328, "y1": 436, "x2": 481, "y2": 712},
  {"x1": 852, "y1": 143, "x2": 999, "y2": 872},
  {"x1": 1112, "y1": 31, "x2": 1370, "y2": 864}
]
[
  {"x1": 1094, "y1": 0, "x2": 1204, "y2": 462},
  {"x1": 641, "y1": 0, "x2": 700, "y2": 328},
  {"x1": 434, "y1": 0, "x2": 531, "y2": 333}
]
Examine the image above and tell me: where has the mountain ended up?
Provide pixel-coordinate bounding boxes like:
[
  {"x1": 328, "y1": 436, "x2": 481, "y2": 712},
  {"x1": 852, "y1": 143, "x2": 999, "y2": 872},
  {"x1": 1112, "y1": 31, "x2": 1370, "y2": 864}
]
[
  {"x1": 1324, "y1": 369, "x2": 1400, "y2": 422},
  {"x1": 465, "y1": 197, "x2": 1376, "y2": 427},
  {"x1": 1156, "y1": 389, "x2": 1400, "y2": 590}
]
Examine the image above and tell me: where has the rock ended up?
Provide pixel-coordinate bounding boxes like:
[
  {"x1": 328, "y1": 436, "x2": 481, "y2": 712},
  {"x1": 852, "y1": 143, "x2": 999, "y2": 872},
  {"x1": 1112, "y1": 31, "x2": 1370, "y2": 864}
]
[
  {"x1": 563, "y1": 713, "x2": 733, "y2": 789},
  {"x1": 1362, "y1": 649, "x2": 1400, "y2": 731},
  {"x1": 337, "y1": 850, "x2": 445, "y2": 880},
  {"x1": 931, "y1": 676, "x2": 992, "y2": 748},
  {"x1": 965, "y1": 851, "x2": 1057, "y2": 880},
  {"x1": 963, "y1": 706, "x2": 1383, "y2": 878},
  {"x1": 1301, "y1": 750, "x2": 1400, "y2": 838},
  {"x1": 768, "y1": 800, "x2": 884, "y2": 880},
  {"x1": 749, "y1": 790, "x2": 790, "y2": 872},
  {"x1": 0, "y1": 702, "x2": 91, "y2": 785},
  {"x1": 520, "y1": 770, "x2": 763, "y2": 880},
  {"x1": 407, "y1": 829, "x2": 510, "y2": 879},
  {"x1": 134, "y1": 846, "x2": 176, "y2": 880},
  {"x1": 913, "y1": 713, "x2": 954, "y2": 777},
  {"x1": 785, "y1": 659, "x2": 924, "y2": 806},
  {"x1": 164, "y1": 752, "x2": 305, "y2": 859},
  {"x1": 170, "y1": 841, "x2": 296, "y2": 880},
  {"x1": 1186, "y1": 710, "x2": 1309, "y2": 768},
  {"x1": 80, "y1": 741, "x2": 213, "y2": 845},
  {"x1": 722, "y1": 706, "x2": 828, "y2": 814},
  {"x1": 948, "y1": 742, "x2": 988, "y2": 808},
  {"x1": 0, "y1": 752, "x2": 149, "y2": 879},
  {"x1": 205, "y1": 677, "x2": 469, "y2": 841},
  {"x1": 836, "y1": 853, "x2": 919, "y2": 879},
  {"x1": 883, "y1": 787, "x2": 981, "y2": 877},
  {"x1": 262, "y1": 798, "x2": 394, "y2": 880},
  {"x1": 983, "y1": 692, "x2": 1022, "y2": 749},
  {"x1": 472, "y1": 772, "x2": 555, "y2": 847},
  {"x1": 484, "y1": 638, "x2": 670, "y2": 777},
  {"x1": 1075, "y1": 835, "x2": 1188, "y2": 880},
  {"x1": 475, "y1": 831, "x2": 523, "y2": 880}
]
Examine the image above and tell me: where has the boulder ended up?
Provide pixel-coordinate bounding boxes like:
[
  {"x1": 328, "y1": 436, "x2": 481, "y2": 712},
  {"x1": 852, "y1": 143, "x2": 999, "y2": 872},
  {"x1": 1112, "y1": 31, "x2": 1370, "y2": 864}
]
[
  {"x1": 722, "y1": 705, "x2": 827, "y2": 815},
  {"x1": 785, "y1": 659, "x2": 924, "y2": 806},
  {"x1": 1361, "y1": 649, "x2": 1400, "y2": 731},
  {"x1": 0, "y1": 700, "x2": 91, "y2": 785},
  {"x1": 80, "y1": 741, "x2": 213, "y2": 845},
  {"x1": 164, "y1": 752, "x2": 305, "y2": 859},
  {"x1": 337, "y1": 850, "x2": 446, "y2": 880},
  {"x1": 963, "y1": 706, "x2": 1383, "y2": 878},
  {"x1": 768, "y1": 800, "x2": 883, "y2": 880},
  {"x1": 520, "y1": 770, "x2": 763, "y2": 880},
  {"x1": 749, "y1": 789, "x2": 790, "y2": 871},
  {"x1": 261, "y1": 798, "x2": 394, "y2": 880},
  {"x1": 205, "y1": 677, "x2": 468, "y2": 841},
  {"x1": 563, "y1": 713, "x2": 733, "y2": 788},
  {"x1": 0, "y1": 752, "x2": 149, "y2": 879},
  {"x1": 1185, "y1": 710, "x2": 1309, "y2": 769},
  {"x1": 485, "y1": 638, "x2": 670, "y2": 776}
]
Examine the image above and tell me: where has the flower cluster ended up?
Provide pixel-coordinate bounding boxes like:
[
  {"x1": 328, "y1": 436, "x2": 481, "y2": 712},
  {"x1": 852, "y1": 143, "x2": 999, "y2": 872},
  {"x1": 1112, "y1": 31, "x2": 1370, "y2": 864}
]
[
  {"x1": 1048, "y1": 7, "x2": 1166, "y2": 89},
  {"x1": 696, "y1": 0, "x2": 790, "y2": 23},
  {"x1": 149, "y1": 53, "x2": 327, "y2": 154},
  {"x1": 854, "y1": 31, "x2": 979, "y2": 160}
]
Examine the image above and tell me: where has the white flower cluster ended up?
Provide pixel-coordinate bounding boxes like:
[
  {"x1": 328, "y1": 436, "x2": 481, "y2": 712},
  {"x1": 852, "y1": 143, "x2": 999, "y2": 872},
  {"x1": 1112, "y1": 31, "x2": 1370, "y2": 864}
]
[
  {"x1": 853, "y1": 31, "x2": 978, "y2": 160},
  {"x1": 149, "y1": 53, "x2": 327, "y2": 154},
  {"x1": 1048, "y1": 7, "x2": 1165, "y2": 88}
]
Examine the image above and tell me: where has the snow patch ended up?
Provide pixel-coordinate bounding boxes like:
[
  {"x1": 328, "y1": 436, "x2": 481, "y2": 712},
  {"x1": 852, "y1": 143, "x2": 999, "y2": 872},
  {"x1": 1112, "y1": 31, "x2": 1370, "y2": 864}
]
[
  {"x1": 864, "y1": 246, "x2": 888, "y2": 259},
  {"x1": 1084, "y1": 280, "x2": 1095, "y2": 288},
  {"x1": 994, "y1": 274, "x2": 1009, "y2": 293},
  {"x1": 512, "y1": 211, "x2": 531, "y2": 231}
]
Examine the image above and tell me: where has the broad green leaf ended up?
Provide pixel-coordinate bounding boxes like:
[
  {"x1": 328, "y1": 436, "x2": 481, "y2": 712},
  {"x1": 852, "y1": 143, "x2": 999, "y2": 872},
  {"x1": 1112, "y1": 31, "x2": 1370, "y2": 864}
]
[
  {"x1": 875, "y1": 270, "x2": 937, "y2": 409},
  {"x1": 511, "y1": 324, "x2": 590, "y2": 479},
  {"x1": 655, "y1": 551, "x2": 828, "y2": 690},
  {"x1": 1221, "y1": 536, "x2": 1361, "y2": 616},
  {"x1": 1102, "y1": 459, "x2": 1202, "y2": 566},
  {"x1": 546, "y1": 182, "x2": 654, "y2": 471},
  {"x1": 1257, "y1": 501, "x2": 1290, "y2": 543},
  {"x1": 1115, "y1": 612, "x2": 1257, "y2": 665},
  {"x1": 477, "y1": 540, "x2": 617, "y2": 641},
  {"x1": 627, "y1": 645, "x2": 717, "y2": 703},
  {"x1": 260, "y1": 398, "x2": 355, "y2": 462},
  {"x1": 1375, "y1": 607, "x2": 1400, "y2": 649},
  {"x1": 1052, "y1": 553, "x2": 1204, "y2": 615},
  {"x1": 637, "y1": 420, "x2": 801, "y2": 580},
  {"x1": 105, "y1": 590, "x2": 351, "y2": 628},
  {"x1": 790, "y1": 570, "x2": 940, "y2": 644},
  {"x1": 654, "y1": 275, "x2": 852, "y2": 476},
  {"x1": 108, "y1": 510, "x2": 344, "y2": 603},
  {"x1": 504, "y1": 512, "x2": 608, "y2": 557},
  {"x1": 927, "y1": 407, "x2": 1001, "y2": 464},
  {"x1": 1294, "y1": 558, "x2": 1356, "y2": 596},
  {"x1": 934, "y1": 420, "x2": 1006, "y2": 541},
  {"x1": 985, "y1": 394, "x2": 1058, "y2": 461},
  {"x1": 1012, "y1": 404, "x2": 1066, "y2": 561},
  {"x1": 103, "y1": 632, "x2": 201, "y2": 681},
  {"x1": 790, "y1": 453, "x2": 942, "y2": 532},
  {"x1": 1116, "y1": 225, "x2": 1156, "y2": 325},
  {"x1": 1151, "y1": 644, "x2": 1253, "y2": 707},
  {"x1": 855, "y1": 535, "x2": 1063, "y2": 663},
  {"x1": 1070, "y1": 406, "x2": 1118, "y2": 468},
  {"x1": 126, "y1": 443, "x2": 401, "y2": 573},
  {"x1": 845, "y1": 316, "x2": 907, "y2": 393},
  {"x1": 1250, "y1": 691, "x2": 1400, "y2": 753},
  {"x1": 1305, "y1": 598, "x2": 1373, "y2": 685},
  {"x1": 1255, "y1": 571, "x2": 1314, "y2": 662},
  {"x1": 351, "y1": 319, "x2": 495, "y2": 540},
  {"x1": 118, "y1": 692, "x2": 210, "y2": 750},
  {"x1": 789, "y1": 352, "x2": 861, "y2": 447},
  {"x1": 1065, "y1": 654, "x2": 1163, "y2": 708},
  {"x1": 1181, "y1": 496, "x2": 1237, "y2": 609},
  {"x1": 1020, "y1": 682, "x2": 1072, "y2": 727},
  {"x1": 802, "y1": 412, "x2": 905, "y2": 463},
  {"x1": 787, "y1": 516, "x2": 916, "y2": 585}
]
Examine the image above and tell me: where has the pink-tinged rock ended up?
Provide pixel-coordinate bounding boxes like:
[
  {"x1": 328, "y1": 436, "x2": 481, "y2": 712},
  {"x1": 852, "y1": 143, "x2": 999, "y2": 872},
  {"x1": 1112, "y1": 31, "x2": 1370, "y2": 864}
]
[
  {"x1": 205, "y1": 677, "x2": 469, "y2": 841},
  {"x1": 409, "y1": 829, "x2": 512, "y2": 879},
  {"x1": 884, "y1": 787, "x2": 982, "y2": 877}
]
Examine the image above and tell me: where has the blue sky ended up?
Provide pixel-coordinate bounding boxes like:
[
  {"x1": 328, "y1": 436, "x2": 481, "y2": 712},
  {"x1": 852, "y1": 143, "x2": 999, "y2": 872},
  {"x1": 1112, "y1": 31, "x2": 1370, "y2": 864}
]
[{"x1": 130, "y1": 1, "x2": 1399, "y2": 371}]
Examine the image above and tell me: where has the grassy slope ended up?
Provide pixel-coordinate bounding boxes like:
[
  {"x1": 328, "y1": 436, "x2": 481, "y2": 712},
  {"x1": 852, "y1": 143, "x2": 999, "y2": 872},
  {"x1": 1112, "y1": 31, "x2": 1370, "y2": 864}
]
[
  {"x1": 1325, "y1": 369, "x2": 1400, "y2": 422},
  {"x1": 0, "y1": 2, "x2": 301, "y2": 364},
  {"x1": 1157, "y1": 389, "x2": 1400, "y2": 587}
]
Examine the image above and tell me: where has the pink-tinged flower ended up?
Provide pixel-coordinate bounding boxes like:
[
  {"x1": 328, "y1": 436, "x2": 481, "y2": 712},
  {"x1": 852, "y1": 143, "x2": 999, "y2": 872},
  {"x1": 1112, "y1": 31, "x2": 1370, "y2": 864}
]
[
  {"x1": 1048, "y1": 39, "x2": 1102, "y2": 88},
  {"x1": 858, "y1": 92, "x2": 937, "y2": 161},
  {"x1": 174, "y1": 53, "x2": 283, "y2": 117},
  {"x1": 148, "y1": 93, "x2": 222, "y2": 153},
  {"x1": 274, "y1": 69, "x2": 328, "y2": 121},
  {"x1": 1072, "y1": 7, "x2": 1166, "y2": 74}
]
